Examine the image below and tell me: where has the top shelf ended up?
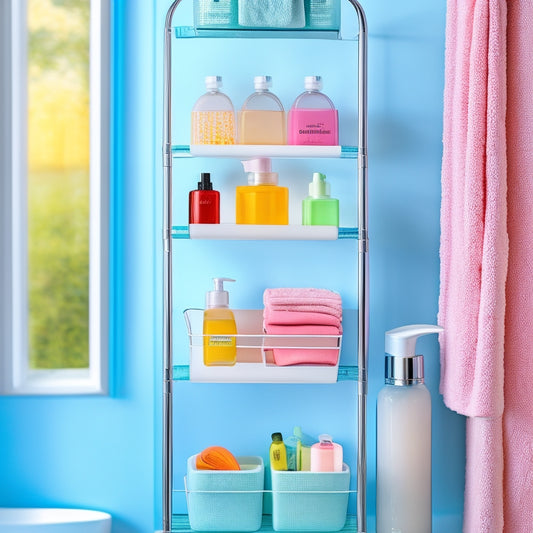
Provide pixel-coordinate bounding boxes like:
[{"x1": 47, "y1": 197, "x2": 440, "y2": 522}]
[{"x1": 174, "y1": 26, "x2": 356, "y2": 41}]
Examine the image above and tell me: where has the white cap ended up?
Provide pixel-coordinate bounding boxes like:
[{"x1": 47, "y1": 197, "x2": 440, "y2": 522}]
[
  {"x1": 241, "y1": 158, "x2": 278, "y2": 186},
  {"x1": 205, "y1": 76, "x2": 222, "y2": 90},
  {"x1": 254, "y1": 75, "x2": 272, "y2": 90},
  {"x1": 206, "y1": 278, "x2": 235, "y2": 308},
  {"x1": 304, "y1": 76, "x2": 323, "y2": 91}
]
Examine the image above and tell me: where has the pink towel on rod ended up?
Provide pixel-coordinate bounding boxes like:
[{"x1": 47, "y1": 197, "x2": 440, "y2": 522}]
[{"x1": 438, "y1": 0, "x2": 508, "y2": 532}]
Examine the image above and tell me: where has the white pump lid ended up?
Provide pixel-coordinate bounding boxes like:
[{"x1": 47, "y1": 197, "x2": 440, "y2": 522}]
[
  {"x1": 241, "y1": 158, "x2": 278, "y2": 186},
  {"x1": 205, "y1": 75, "x2": 223, "y2": 90},
  {"x1": 206, "y1": 277, "x2": 235, "y2": 309},
  {"x1": 384, "y1": 324, "x2": 443, "y2": 385},
  {"x1": 304, "y1": 76, "x2": 323, "y2": 91},
  {"x1": 254, "y1": 75, "x2": 272, "y2": 90}
]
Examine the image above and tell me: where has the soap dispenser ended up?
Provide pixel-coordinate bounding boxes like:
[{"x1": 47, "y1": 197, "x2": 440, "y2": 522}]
[
  {"x1": 203, "y1": 278, "x2": 237, "y2": 366},
  {"x1": 302, "y1": 172, "x2": 339, "y2": 226},
  {"x1": 235, "y1": 158, "x2": 289, "y2": 225},
  {"x1": 376, "y1": 324, "x2": 443, "y2": 533}
]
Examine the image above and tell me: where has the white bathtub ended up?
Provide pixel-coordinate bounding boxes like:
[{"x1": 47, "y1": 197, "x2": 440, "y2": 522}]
[{"x1": 0, "y1": 509, "x2": 111, "y2": 532}]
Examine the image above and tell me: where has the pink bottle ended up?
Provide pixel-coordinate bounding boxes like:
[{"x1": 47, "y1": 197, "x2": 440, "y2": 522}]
[
  {"x1": 310, "y1": 434, "x2": 343, "y2": 472},
  {"x1": 288, "y1": 76, "x2": 339, "y2": 146}
]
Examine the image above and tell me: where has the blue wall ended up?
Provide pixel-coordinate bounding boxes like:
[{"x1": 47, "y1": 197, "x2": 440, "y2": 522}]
[{"x1": 0, "y1": 1, "x2": 465, "y2": 532}]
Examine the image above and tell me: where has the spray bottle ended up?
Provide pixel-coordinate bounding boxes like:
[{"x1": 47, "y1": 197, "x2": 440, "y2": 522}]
[{"x1": 376, "y1": 324, "x2": 443, "y2": 533}]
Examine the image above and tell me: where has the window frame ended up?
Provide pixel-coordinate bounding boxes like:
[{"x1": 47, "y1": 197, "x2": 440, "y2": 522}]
[{"x1": 0, "y1": 0, "x2": 110, "y2": 395}]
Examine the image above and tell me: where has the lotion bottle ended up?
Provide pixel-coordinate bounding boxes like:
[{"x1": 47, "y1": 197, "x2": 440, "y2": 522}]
[
  {"x1": 203, "y1": 278, "x2": 237, "y2": 366},
  {"x1": 235, "y1": 158, "x2": 288, "y2": 225},
  {"x1": 302, "y1": 172, "x2": 339, "y2": 226},
  {"x1": 376, "y1": 324, "x2": 444, "y2": 533},
  {"x1": 189, "y1": 173, "x2": 220, "y2": 224}
]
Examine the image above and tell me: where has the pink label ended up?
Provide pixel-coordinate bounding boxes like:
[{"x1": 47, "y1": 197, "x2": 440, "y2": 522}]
[{"x1": 288, "y1": 109, "x2": 339, "y2": 145}]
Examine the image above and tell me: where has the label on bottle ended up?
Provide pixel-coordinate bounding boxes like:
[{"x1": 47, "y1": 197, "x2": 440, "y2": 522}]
[
  {"x1": 208, "y1": 335, "x2": 234, "y2": 346},
  {"x1": 288, "y1": 108, "x2": 339, "y2": 145}
]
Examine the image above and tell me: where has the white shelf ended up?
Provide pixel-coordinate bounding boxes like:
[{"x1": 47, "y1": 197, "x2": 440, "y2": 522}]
[{"x1": 189, "y1": 224, "x2": 338, "y2": 240}]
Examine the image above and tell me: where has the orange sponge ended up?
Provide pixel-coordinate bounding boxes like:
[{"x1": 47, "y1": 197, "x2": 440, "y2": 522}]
[{"x1": 195, "y1": 446, "x2": 241, "y2": 471}]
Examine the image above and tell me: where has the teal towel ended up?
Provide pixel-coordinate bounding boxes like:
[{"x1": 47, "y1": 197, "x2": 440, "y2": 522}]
[{"x1": 238, "y1": 0, "x2": 305, "y2": 28}]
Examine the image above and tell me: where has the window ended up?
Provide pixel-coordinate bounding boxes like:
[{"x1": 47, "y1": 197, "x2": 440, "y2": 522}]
[{"x1": 0, "y1": 0, "x2": 109, "y2": 394}]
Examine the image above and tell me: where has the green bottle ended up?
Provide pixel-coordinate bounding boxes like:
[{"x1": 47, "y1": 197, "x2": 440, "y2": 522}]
[{"x1": 302, "y1": 172, "x2": 339, "y2": 226}]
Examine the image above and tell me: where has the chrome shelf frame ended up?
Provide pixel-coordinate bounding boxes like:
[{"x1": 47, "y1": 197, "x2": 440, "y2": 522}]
[{"x1": 162, "y1": 1, "x2": 368, "y2": 531}]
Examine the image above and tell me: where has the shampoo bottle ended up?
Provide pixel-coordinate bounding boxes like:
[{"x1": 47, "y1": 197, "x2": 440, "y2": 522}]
[
  {"x1": 191, "y1": 76, "x2": 236, "y2": 145},
  {"x1": 376, "y1": 324, "x2": 444, "y2": 533},
  {"x1": 238, "y1": 76, "x2": 286, "y2": 145},
  {"x1": 235, "y1": 158, "x2": 289, "y2": 225},
  {"x1": 189, "y1": 173, "x2": 220, "y2": 224},
  {"x1": 302, "y1": 172, "x2": 339, "y2": 226},
  {"x1": 203, "y1": 278, "x2": 237, "y2": 366},
  {"x1": 288, "y1": 76, "x2": 339, "y2": 145},
  {"x1": 270, "y1": 432, "x2": 288, "y2": 471}
]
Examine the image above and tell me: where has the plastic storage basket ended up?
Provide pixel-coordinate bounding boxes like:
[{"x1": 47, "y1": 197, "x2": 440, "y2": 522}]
[
  {"x1": 186, "y1": 455, "x2": 265, "y2": 532},
  {"x1": 271, "y1": 464, "x2": 350, "y2": 531}
]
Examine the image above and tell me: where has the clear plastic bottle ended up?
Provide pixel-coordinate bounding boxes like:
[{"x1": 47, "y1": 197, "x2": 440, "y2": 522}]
[
  {"x1": 288, "y1": 76, "x2": 338, "y2": 145},
  {"x1": 191, "y1": 76, "x2": 236, "y2": 145},
  {"x1": 239, "y1": 76, "x2": 286, "y2": 145}
]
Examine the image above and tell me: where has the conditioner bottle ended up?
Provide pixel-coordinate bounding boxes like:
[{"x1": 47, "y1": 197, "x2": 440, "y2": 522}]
[{"x1": 376, "y1": 324, "x2": 443, "y2": 533}]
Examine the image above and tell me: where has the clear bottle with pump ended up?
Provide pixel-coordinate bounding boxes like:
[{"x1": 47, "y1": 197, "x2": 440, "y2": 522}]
[
  {"x1": 235, "y1": 158, "x2": 288, "y2": 225},
  {"x1": 238, "y1": 76, "x2": 286, "y2": 145},
  {"x1": 191, "y1": 76, "x2": 236, "y2": 145},
  {"x1": 189, "y1": 173, "x2": 220, "y2": 224},
  {"x1": 203, "y1": 278, "x2": 237, "y2": 366},
  {"x1": 302, "y1": 172, "x2": 339, "y2": 226},
  {"x1": 376, "y1": 324, "x2": 444, "y2": 533},
  {"x1": 288, "y1": 76, "x2": 339, "y2": 145}
]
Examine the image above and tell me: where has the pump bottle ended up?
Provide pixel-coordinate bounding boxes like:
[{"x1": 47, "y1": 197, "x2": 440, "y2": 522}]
[
  {"x1": 235, "y1": 158, "x2": 288, "y2": 225},
  {"x1": 302, "y1": 172, "x2": 339, "y2": 226},
  {"x1": 203, "y1": 278, "x2": 237, "y2": 366},
  {"x1": 189, "y1": 173, "x2": 220, "y2": 224},
  {"x1": 376, "y1": 324, "x2": 443, "y2": 533}
]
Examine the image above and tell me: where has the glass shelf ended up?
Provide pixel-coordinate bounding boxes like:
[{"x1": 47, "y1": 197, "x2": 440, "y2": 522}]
[
  {"x1": 174, "y1": 26, "x2": 348, "y2": 41},
  {"x1": 171, "y1": 225, "x2": 358, "y2": 240},
  {"x1": 172, "y1": 144, "x2": 358, "y2": 159},
  {"x1": 171, "y1": 513, "x2": 358, "y2": 532}
]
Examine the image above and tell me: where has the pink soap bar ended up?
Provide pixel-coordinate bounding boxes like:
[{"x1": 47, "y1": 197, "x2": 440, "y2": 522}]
[{"x1": 288, "y1": 109, "x2": 339, "y2": 145}]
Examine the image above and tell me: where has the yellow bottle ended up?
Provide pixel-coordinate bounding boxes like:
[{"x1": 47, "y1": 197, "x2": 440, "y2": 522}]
[
  {"x1": 236, "y1": 158, "x2": 289, "y2": 225},
  {"x1": 203, "y1": 278, "x2": 237, "y2": 366},
  {"x1": 270, "y1": 432, "x2": 288, "y2": 471}
]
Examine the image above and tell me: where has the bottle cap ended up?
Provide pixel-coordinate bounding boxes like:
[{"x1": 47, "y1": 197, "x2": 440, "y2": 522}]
[
  {"x1": 271, "y1": 432, "x2": 283, "y2": 442},
  {"x1": 304, "y1": 76, "x2": 323, "y2": 91},
  {"x1": 309, "y1": 172, "x2": 331, "y2": 198},
  {"x1": 206, "y1": 277, "x2": 235, "y2": 309},
  {"x1": 384, "y1": 324, "x2": 444, "y2": 386},
  {"x1": 254, "y1": 75, "x2": 272, "y2": 90},
  {"x1": 205, "y1": 75, "x2": 222, "y2": 90},
  {"x1": 198, "y1": 173, "x2": 213, "y2": 191}
]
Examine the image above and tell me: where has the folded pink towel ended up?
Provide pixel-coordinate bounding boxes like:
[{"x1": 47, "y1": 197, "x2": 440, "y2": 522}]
[
  {"x1": 265, "y1": 304, "x2": 342, "y2": 318},
  {"x1": 263, "y1": 310, "x2": 342, "y2": 328},
  {"x1": 264, "y1": 324, "x2": 341, "y2": 336},
  {"x1": 269, "y1": 348, "x2": 340, "y2": 367},
  {"x1": 264, "y1": 287, "x2": 342, "y2": 303}
]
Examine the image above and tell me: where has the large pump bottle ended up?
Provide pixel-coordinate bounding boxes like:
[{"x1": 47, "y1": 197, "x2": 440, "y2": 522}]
[{"x1": 376, "y1": 324, "x2": 443, "y2": 533}]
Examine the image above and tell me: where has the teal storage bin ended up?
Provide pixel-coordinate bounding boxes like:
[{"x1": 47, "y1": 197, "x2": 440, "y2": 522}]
[
  {"x1": 186, "y1": 455, "x2": 264, "y2": 532},
  {"x1": 271, "y1": 464, "x2": 350, "y2": 531}
]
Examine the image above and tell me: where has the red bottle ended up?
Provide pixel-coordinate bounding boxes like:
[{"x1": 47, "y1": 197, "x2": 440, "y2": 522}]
[{"x1": 189, "y1": 173, "x2": 220, "y2": 224}]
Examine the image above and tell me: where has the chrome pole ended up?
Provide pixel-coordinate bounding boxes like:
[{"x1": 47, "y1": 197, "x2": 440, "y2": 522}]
[
  {"x1": 347, "y1": 2, "x2": 369, "y2": 532},
  {"x1": 162, "y1": 2, "x2": 182, "y2": 531}
]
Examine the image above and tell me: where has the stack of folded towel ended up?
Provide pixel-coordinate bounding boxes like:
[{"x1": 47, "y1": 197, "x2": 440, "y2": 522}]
[{"x1": 263, "y1": 288, "x2": 342, "y2": 366}]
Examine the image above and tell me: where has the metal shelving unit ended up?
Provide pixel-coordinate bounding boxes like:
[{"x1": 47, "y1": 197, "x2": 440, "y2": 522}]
[{"x1": 161, "y1": 1, "x2": 368, "y2": 531}]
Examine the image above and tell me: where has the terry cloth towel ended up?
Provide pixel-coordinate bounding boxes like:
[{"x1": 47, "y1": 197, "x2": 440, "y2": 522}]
[
  {"x1": 238, "y1": 0, "x2": 305, "y2": 28},
  {"x1": 263, "y1": 288, "x2": 343, "y2": 319},
  {"x1": 263, "y1": 310, "x2": 342, "y2": 328},
  {"x1": 503, "y1": 1, "x2": 533, "y2": 531},
  {"x1": 438, "y1": 1, "x2": 510, "y2": 532}
]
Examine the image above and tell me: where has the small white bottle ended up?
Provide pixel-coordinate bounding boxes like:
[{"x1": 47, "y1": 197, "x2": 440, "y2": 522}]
[
  {"x1": 191, "y1": 76, "x2": 236, "y2": 145},
  {"x1": 376, "y1": 324, "x2": 443, "y2": 533},
  {"x1": 238, "y1": 76, "x2": 286, "y2": 145}
]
